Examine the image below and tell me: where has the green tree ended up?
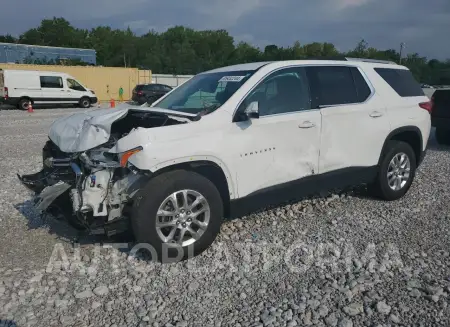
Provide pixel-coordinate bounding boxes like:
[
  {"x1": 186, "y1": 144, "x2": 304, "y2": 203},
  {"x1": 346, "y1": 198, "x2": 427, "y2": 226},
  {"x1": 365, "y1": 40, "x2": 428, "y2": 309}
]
[
  {"x1": 0, "y1": 34, "x2": 16, "y2": 43},
  {"x1": 7, "y1": 17, "x2": 450, "y2": 84}
]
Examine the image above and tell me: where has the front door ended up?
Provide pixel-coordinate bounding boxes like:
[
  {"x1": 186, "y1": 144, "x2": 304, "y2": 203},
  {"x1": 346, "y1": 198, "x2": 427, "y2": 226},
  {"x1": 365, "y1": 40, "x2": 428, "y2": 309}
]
[
  {"x1": 229, "y1": 67, "x2": 322, "y2": 198},
  {"x1": 66, "y1": 78, "x2": 87, "y2": 103}
]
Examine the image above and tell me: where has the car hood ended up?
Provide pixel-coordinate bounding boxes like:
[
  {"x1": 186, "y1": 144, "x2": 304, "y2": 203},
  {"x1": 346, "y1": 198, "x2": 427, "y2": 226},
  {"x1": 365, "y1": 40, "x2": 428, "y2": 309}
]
[{"x1": 48, "y1": 106, "x2": 196, "y2": 153}]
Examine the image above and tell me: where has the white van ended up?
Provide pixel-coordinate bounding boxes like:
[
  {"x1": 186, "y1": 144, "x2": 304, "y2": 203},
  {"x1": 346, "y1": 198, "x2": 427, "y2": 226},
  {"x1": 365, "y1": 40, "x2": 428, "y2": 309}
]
[{"x1": 0, "y1": 69, "x2": 97, "y2": 110}]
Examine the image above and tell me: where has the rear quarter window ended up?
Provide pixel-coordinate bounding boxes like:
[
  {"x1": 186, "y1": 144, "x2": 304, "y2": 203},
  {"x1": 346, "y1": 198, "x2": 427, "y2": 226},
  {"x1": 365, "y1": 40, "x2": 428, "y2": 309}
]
[{"x1": 374, "y1": 68, "x2": 424, "y2": 97}]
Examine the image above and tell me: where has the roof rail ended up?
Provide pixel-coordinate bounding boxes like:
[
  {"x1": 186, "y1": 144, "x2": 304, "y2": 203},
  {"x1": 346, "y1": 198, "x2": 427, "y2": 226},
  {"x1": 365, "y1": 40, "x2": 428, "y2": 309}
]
[{"x1": 345, "y1": 57, "x2": 398, "y2": 65}]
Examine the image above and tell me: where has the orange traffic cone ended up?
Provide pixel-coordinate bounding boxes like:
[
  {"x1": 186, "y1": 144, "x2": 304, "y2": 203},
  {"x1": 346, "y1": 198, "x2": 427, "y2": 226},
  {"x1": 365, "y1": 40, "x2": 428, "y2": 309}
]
[
  {"x1": 27, "y1": 102, "x2": 34, "y2": 113},
  {"x1": 110, "y1": 99, "x2": 115, "y2": 108}
]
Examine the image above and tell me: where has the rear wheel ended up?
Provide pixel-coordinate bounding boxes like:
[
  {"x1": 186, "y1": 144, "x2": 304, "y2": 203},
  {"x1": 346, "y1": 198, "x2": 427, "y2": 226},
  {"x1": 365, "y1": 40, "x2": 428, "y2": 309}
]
[
  {"x1": 370, "y1": 141, "x2": 416, "y2": 201},
  {"x1": 18, "y1": 98, "x2": 32, "y2": 110},
  {"x1": 435, "y1": 128, "x2": 450, "y2": 145},
  {"x1": 79, "y1": 97, "x2": 91, "y2": 109},
  {"x1": 131, "y1": 170, "x2": 223, "y2": 262}
]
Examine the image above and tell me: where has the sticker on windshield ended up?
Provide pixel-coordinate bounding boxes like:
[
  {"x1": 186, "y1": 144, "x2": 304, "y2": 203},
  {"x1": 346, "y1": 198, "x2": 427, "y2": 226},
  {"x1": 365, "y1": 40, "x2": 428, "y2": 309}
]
[{"x1": 219, "y1": 76, "x2": 246, "y2": 82}]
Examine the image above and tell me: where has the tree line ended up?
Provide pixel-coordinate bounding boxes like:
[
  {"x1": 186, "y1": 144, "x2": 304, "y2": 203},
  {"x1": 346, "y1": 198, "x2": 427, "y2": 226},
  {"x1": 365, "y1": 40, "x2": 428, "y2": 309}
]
[{"x1": 1, "y1": 17, "x2": 450, "y2": 84}]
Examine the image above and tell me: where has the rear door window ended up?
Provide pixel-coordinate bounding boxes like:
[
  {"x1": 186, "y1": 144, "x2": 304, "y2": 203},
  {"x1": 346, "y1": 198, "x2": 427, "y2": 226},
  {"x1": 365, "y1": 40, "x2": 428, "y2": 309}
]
[
  {"x1": 351, "y1": 67, "x2": 372, "y2": 102},
  {"x1": 40, "y1": 76, "x2": 63, "y2": 88},
  {"x1": 374, "y1": 68, "x2": 424, "y2": 97},
  {"x1": 306, "y1": 66, "x2": 358, "y2": 108}
]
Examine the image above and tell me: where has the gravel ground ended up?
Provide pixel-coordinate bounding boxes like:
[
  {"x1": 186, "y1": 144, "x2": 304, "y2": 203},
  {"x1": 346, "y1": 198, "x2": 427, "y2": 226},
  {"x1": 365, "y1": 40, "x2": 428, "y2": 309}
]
[{"x1": 0, "y1": 107, "x2": 449, "y2": 327}]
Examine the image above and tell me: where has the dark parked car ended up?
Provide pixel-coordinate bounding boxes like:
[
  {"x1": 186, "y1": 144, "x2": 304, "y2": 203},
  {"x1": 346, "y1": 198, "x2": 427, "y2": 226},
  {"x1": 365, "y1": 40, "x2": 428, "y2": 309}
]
[
  {"x1": 132, "y1": 83, "x2": 173, "y2": 105},
  {"x1": 431, "y1": 88, "x2": 450, "y2": 145}
]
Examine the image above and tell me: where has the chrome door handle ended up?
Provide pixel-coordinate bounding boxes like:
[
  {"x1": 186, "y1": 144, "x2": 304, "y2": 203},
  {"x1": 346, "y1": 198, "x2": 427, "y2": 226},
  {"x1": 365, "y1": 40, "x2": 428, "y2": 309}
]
[
  {"x1": 299, "y1": 121, "x2": 315, "y2": 129},
  {"x1": 369, "y1": 111, "x2": 383, "y2": 118}
]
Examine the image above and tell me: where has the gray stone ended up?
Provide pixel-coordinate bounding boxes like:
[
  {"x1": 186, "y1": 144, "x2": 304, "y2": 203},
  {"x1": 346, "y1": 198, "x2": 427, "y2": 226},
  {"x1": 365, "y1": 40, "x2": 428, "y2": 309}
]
[
  {"x1": 376, "y1": 301, "x2": 391, "y2": 315},
  {"x1": 92, "y1": 301, "x2": 102, "y2": 309},
  {"x1": 75, "y1": 289, "x2": 93, "y2": 299},
  {"x1": 188, "y1": 281, "x2": 200, "y2": 292},
  {"x1": 390, "y1": 314, "x2": 400, "y2": 324},
  {"x1": 343, "y1": 302, "x2": 363, "y2": 316},
  {"x1": 338, "y1": 318, "x2": 353, "y2": 327},
  {"x1": 93, "y1": 285, "x2": 109, "y2": 296},
  {"x1": 325, "y1": 313, "x2": 338, "y2": 327}
]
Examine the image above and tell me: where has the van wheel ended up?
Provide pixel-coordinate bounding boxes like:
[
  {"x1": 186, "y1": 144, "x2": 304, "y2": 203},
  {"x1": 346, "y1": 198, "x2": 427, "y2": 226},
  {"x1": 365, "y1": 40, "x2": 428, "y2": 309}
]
[
  {"x1": 370, "y1": 141, "x2": 416, "y2": 201},
  {"x1": 18, "y1": 98, "x2": 32, "y2": 111},
  {"x1": 79, "y1": 97, "x2": 91, "y2": 108},
  {"x1": 131, "y1": 170, "x2": 223, "y2": 263}
]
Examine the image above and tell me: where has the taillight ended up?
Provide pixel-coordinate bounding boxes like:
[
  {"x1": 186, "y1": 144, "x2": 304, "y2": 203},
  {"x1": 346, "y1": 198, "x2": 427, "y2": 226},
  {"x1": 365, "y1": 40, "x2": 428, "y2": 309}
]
[
  {"x1": 137, "y1": 91, "x2": 144, "y2": 96},
  {"x1": 4, "y1": 87, "x2": 8, "y2": 99},
  {"x1": 419, "y1": 100, "x2": 433, "y2": 113}
]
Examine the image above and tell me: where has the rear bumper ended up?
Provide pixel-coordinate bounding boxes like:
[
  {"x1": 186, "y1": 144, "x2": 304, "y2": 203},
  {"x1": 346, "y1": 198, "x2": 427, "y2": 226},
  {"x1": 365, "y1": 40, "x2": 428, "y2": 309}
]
[{"x1": 1, "y1": 97, "x2": 19, "y2": 106}]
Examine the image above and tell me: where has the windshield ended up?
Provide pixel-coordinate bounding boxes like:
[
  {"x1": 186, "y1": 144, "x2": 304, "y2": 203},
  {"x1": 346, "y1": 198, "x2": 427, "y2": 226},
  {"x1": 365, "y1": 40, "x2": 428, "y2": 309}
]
[{"x1": 154, "y1": 70, "x2": 255, "y2": 114}]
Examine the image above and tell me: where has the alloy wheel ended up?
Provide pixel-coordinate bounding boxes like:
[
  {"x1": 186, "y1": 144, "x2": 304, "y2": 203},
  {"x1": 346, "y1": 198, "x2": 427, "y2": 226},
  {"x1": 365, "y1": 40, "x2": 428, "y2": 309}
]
[
  {"x1": 155, "y1": 190, "x2": 210, "y2": 247},
  {"x1": 387, "y1": 152, "x2": 411, "y2": 191}
]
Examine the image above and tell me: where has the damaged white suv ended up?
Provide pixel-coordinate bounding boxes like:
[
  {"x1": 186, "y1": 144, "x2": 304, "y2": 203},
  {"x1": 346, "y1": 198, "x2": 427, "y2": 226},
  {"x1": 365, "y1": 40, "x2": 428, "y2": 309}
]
[{"x1": 19, "y1": 58, "x2": 432, "y2": 261}]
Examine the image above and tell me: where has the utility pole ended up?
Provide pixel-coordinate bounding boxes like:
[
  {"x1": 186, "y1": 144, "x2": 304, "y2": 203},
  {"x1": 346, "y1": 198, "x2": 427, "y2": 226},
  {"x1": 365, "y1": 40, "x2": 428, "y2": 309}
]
[{"x1": 399, "y1": 42, "x2": 405, "y2": 64}]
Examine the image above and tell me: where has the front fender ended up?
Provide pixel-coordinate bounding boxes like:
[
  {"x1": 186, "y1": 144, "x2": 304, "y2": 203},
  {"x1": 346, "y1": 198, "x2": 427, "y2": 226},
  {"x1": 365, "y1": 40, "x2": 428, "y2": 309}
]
[{"x1": 130, "y1": 152, "x2": 237, "y2": 199}]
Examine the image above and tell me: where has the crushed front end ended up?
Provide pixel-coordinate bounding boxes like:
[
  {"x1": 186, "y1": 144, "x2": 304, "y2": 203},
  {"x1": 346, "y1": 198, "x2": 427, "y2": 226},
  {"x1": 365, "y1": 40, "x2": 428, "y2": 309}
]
[{"x1": 18, "y1": 139, "x2": 148, "y2": 236}]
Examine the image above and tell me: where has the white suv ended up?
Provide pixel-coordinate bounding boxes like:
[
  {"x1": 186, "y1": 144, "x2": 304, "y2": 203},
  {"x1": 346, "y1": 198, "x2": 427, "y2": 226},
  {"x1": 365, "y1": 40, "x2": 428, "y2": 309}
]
[{"x1": 19, "y1": 58, "x2": 432, "y2": 261}]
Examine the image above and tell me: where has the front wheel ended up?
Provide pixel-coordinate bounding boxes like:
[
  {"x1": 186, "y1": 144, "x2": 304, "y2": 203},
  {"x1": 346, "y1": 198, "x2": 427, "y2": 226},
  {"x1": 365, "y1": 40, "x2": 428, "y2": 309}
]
[
  {"x1": 370, "y1": 141, "x2": 416, "y2": 201},
  {"x1": 79, "y1": 97, "x2": 91, "y2": 109},
  {"x1": 131, "y1": 170, "x2": 223, "y2": 262}
]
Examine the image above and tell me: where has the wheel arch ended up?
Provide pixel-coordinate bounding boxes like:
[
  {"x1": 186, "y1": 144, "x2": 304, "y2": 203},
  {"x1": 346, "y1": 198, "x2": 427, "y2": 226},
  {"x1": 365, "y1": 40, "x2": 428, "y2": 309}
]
[
  {"x1": 378, "y1": 126, "x2": 423, "y2": 166},
  {"x1": 149, "y1": 158, "x2": 235, "y2": 218}
]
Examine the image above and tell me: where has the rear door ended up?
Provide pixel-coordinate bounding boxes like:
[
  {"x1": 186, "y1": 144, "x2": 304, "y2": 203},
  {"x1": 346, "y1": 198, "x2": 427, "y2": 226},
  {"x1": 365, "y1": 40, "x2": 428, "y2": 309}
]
[{"x1": 307, "y1": 65, "x2": 391, "y2": 173}]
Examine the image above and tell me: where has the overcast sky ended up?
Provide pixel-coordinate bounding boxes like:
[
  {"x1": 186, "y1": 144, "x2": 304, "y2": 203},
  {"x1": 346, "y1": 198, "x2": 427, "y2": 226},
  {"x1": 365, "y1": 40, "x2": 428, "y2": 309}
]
[{"x1": 1, "y1": 0, "x2": 449, "y2": 60}]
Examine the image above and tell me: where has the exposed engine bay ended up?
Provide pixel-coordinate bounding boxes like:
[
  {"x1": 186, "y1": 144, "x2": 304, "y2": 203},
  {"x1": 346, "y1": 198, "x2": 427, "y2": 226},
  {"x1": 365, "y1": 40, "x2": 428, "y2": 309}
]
[{"x1": 18, "y1": 109, "x2": 188, "y2": 235}]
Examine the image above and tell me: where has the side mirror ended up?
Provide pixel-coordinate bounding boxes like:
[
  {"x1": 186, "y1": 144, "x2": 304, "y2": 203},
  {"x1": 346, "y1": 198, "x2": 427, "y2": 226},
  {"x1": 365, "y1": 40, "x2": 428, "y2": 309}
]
[{"x1": 244, "y1": 101, "x2": 259, "y2": 119}]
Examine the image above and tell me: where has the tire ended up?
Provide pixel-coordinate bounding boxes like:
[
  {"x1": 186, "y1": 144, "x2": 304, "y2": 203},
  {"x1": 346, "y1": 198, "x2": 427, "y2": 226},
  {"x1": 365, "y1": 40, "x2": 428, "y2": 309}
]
[
  {"x1": 370, "y1": 140, "x2": 416, "y2": 201},
  {"x1": 131, "y1": 170, "x2": 223, "y2": 263},
  {"x1": 79, "y1": 97, "x2": 91, "y2": 109},
  {"x1": 18, "y1": 98, "x2": 32, "y2": 111},
  {"x1": 435, "y1": 128, "x2": 450, "y2": 145}
]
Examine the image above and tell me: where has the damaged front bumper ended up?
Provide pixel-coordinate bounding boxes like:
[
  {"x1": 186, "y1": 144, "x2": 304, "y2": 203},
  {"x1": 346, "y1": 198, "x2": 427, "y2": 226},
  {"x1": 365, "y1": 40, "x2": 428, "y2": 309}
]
[{"x1": 18, "y1": 141, "x2": 148, "y2": 235}]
